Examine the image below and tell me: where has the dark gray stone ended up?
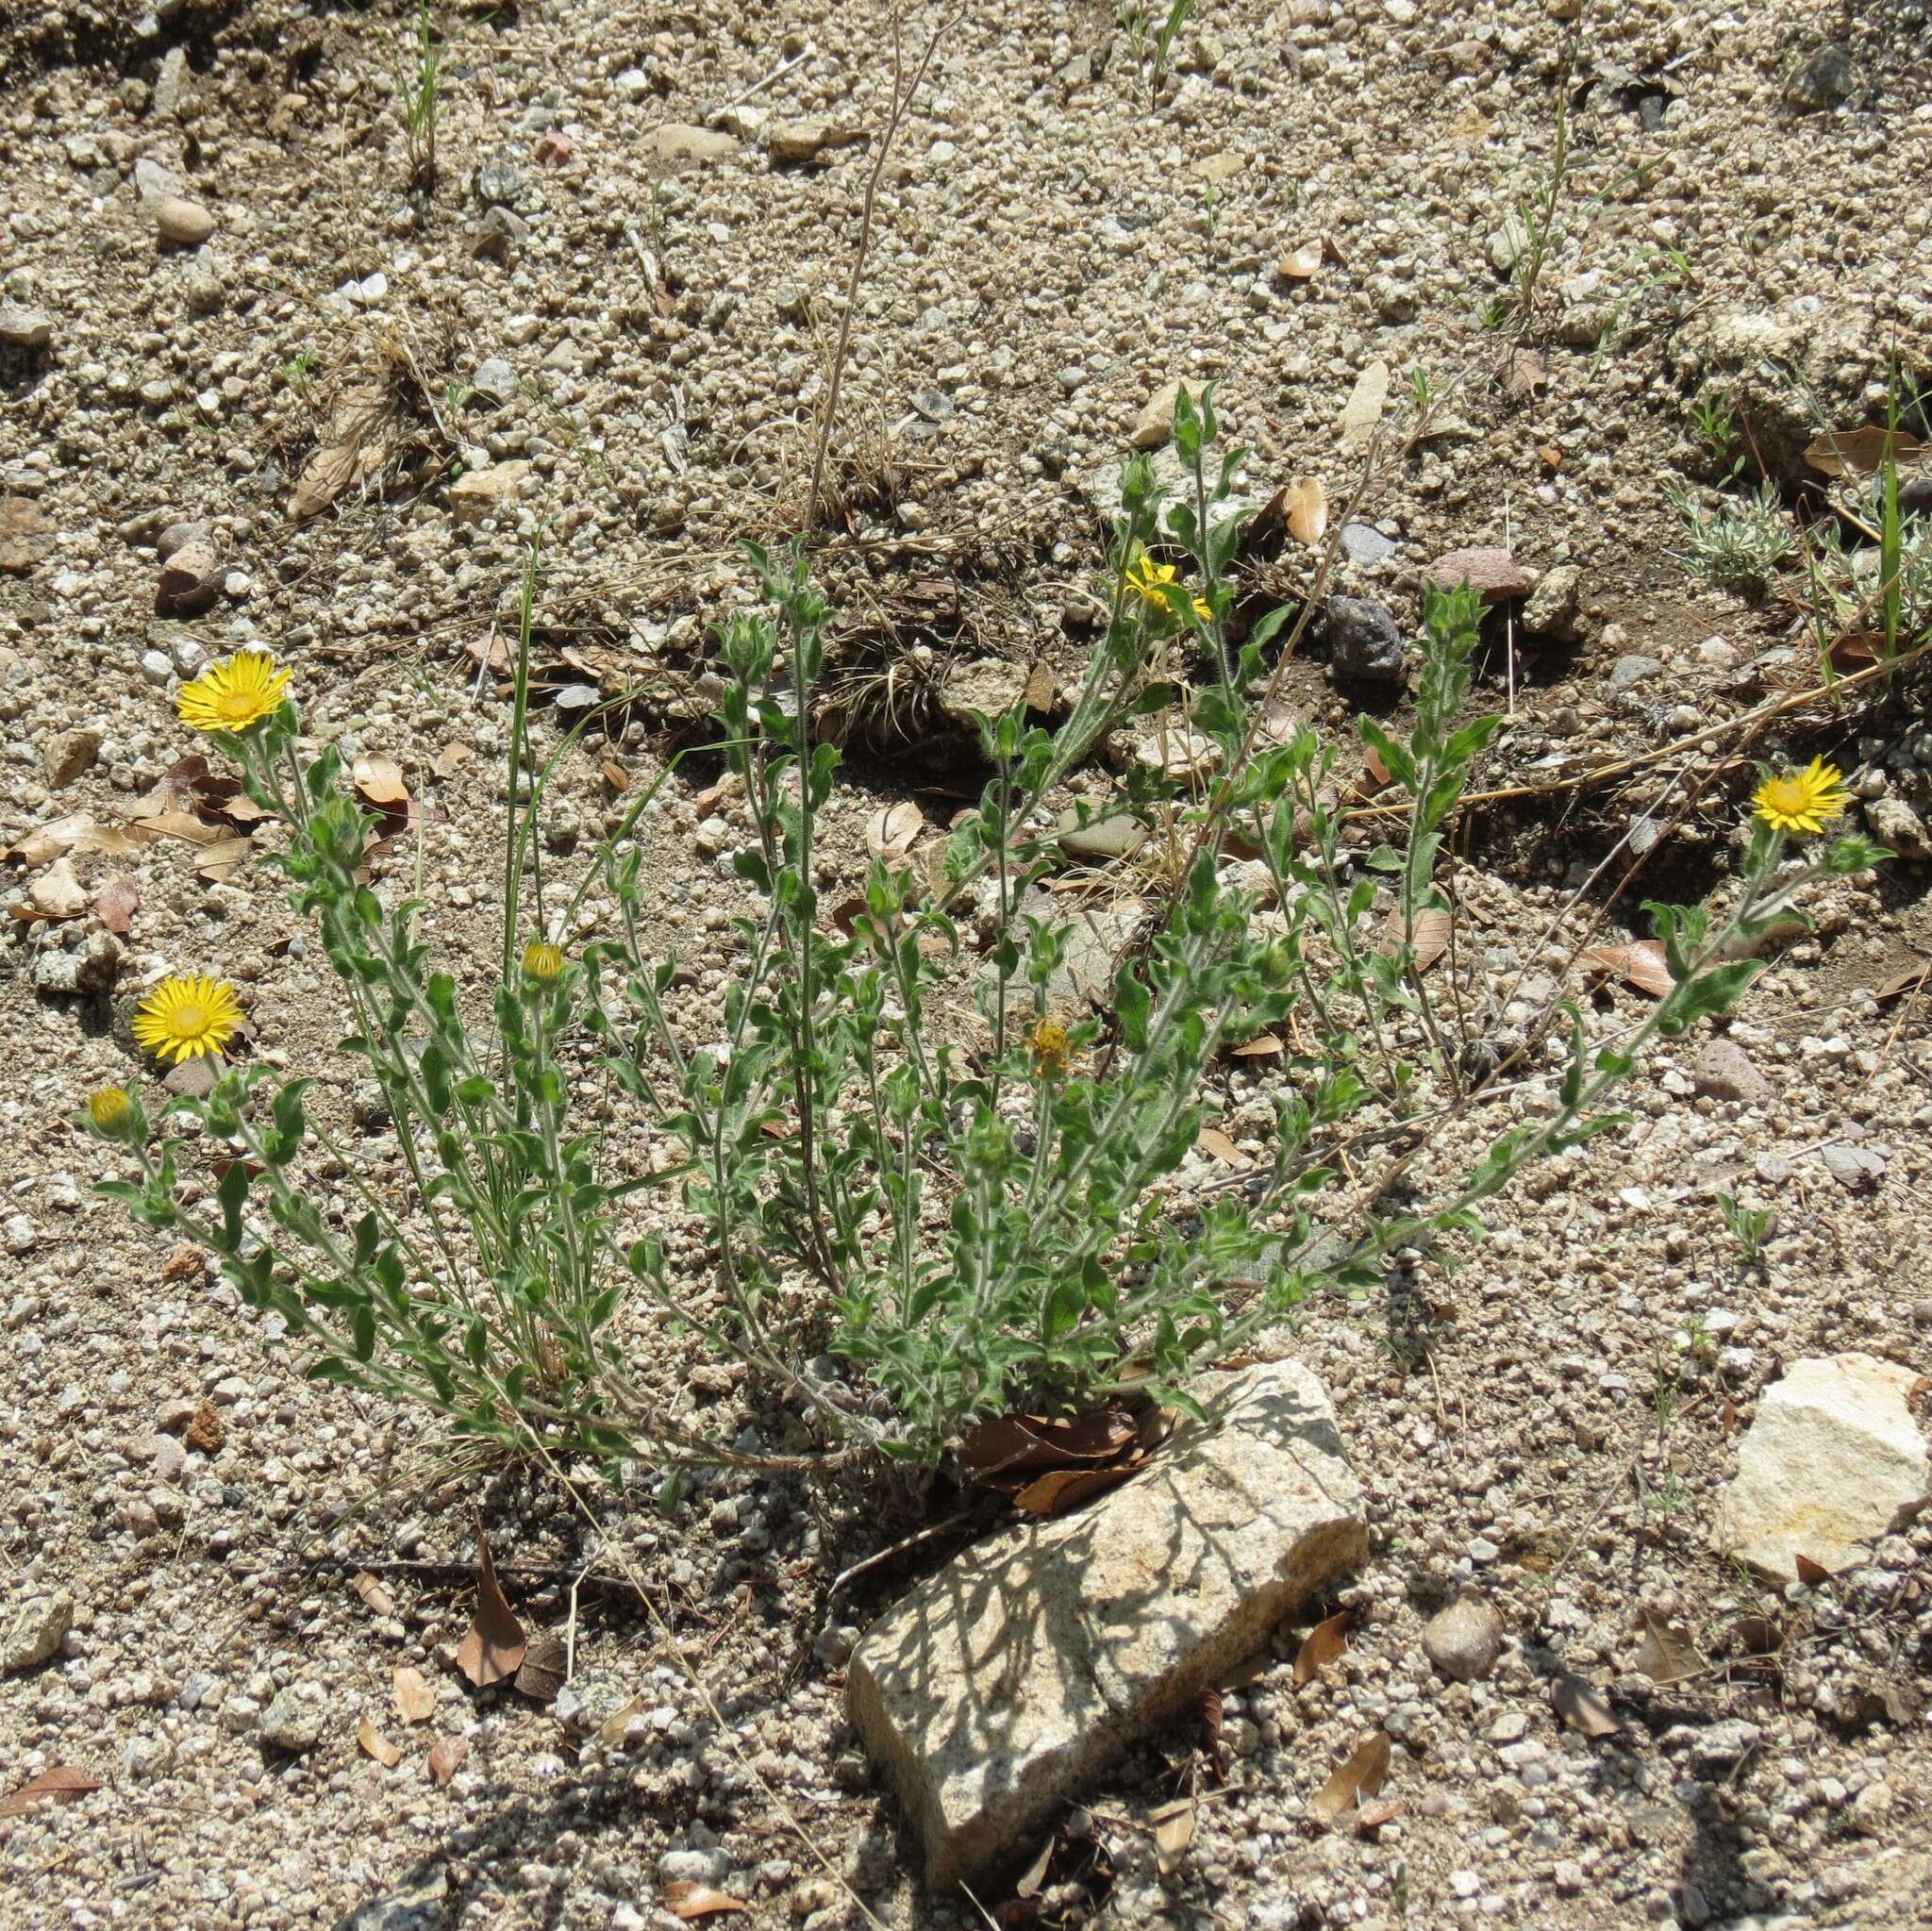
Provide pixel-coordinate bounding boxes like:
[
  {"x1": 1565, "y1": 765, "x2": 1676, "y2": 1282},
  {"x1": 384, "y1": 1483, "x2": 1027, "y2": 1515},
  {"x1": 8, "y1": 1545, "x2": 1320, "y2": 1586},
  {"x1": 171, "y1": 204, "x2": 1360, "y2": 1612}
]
[{"x1": 1325, "y1": 596, "x2": 1407, "y2": 680}]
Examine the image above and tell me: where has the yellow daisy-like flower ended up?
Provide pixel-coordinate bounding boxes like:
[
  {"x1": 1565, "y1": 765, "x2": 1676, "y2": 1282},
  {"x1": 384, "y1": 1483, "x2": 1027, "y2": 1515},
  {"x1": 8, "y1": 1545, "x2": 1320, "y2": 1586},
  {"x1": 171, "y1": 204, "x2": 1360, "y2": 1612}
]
[
  {"x1": 175, "y1": 649, "x2": 291, "y2": 735},
  {"x1": 1124, "y1": 553, "x2": 1212, "y2": 623},
  {"x1": 87, "y1": 1088, "x2": 133, "y2": 1135},
  {"x1": 1752, "y1": 757, "x2": 1851, "y2": 837},
  {"x1": 132, "y1": 974, "x2": 243, "y2": 1064},
  {"x1": 522, "y1": 941, "x2": 565, "y2": 983},
  {"x1": 1027, "y1": 1016, "x2": 1073, "y2": 1080}
]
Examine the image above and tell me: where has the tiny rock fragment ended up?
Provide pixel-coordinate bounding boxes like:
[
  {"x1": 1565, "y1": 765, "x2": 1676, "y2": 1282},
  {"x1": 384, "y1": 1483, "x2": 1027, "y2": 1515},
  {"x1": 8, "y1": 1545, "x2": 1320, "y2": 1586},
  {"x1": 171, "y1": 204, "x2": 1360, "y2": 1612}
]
[
  {"x1": 3, "y1": 1593, "x2": 74, "y2": 1673},
  {"x1": 1325, "y1": 597, "x2": 1407, "y2": 682},
  {"x1": 0, "y1": 495, "x2": 51, "y2": 573},
  {"x1": 158, "y1": 537, "x2": 221, "y2": 614},
  {"x1": 1690, "y1": 1038, "x2": 1773, "y2": 1106},
  {"x1": 0, "y1": 301, "x2": 56, "y2": 351},
  {"x1": 866, "y1": 802, "x2": 924, "y2": 863},
  {"x1": 765, "y1": 117, "x2": 862, "y2": 166},
  {"x1": 1424, "y1": 546, "x2": 1532, "y2": 603}
]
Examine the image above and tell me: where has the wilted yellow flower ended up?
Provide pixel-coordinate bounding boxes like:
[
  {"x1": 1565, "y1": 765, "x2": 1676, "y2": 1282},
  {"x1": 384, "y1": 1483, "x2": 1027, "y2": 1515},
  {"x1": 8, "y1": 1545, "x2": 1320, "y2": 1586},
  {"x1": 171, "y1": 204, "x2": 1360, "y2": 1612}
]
[
  {"x1": 1027, "y1": 1016, "x2": 1072, "y2": 1079},
  {"x1": 175, "y1": 649, "x2": 291, "y2": 734},
  {"x1": 522, "y1": 941, "x2": 565, "y2": 983},
  {"x1": 1124, "y1": 552, "x2": 1212, "y2": 623},
  {"x1": 1753, "y1": 757, "x2": 1850, "y2": 836},
  {"x1": 132, "y1": 974, "x2": 243, "y2": 1063},
  {"x1": 87, "y1": 1088, "x2": 133, "y2": 1135}
]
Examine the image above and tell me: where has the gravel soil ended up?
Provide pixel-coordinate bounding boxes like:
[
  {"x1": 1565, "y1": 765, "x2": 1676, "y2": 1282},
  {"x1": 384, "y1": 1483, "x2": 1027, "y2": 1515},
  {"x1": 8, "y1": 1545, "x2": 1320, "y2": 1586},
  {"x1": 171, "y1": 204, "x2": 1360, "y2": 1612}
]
[{"x1": 4, "y1": 2, "x2": 1931, "y2": 1928}]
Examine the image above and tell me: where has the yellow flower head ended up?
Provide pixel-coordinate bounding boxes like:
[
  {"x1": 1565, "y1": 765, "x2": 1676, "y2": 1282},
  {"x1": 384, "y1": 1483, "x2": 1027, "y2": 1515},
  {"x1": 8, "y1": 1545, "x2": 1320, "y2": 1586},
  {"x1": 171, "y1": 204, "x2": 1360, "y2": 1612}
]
[
  {"x1": 522, "y1": 941, "x2": 566, "y2": 983},
  {"x1": 132, "y1": 974, "x2": 243, "y2": 1064},
  {"x1": 176, "y1": 649, "x2": 291, "y2": 735},
  {"x1": 87, "y1": 1088, "x2": 133, "y2": 1135},
  {"x1": 1753, "y1": 757, "x2": 1851, "y2": 837},
  {"x1": 1124, "y1": 552, "x2": 1212, "y2": 623},
  {"x1": 1027, "y1": 1016, "x2": 1073, "y2": 1080}
]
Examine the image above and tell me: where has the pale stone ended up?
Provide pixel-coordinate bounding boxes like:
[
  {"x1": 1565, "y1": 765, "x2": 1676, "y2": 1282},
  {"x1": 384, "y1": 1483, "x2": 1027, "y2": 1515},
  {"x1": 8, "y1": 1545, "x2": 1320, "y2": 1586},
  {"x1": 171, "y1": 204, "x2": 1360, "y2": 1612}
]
[
  {"x1": 1131, "y1": 379, "x2": 1182, "y2": 450},
  {"x1": 1424, "y1": 546, "x2": 1532, "y2": 602},
  {"x1": 1714, "y1": 1354, "x2": 1929, "y2": 1580},
  {"x1": 152, "y1": 196, "x2": 215, "y2": 245},
  {"x1": 1422, "y1": 1588, "x2": 1502, "y2": 1683},
  {"x1": 448, "y1": 460, "x2": 532, "y2": 525},
  {"x1": 935, "y1": 657, "x2": 1029, "y2": 732},
  {"x1": 648, "y1": 124, "x2": 738, "y2": 164},
  {"x1": 846, "y1": 1361, "x2": 1367, "y2": 1884},
  {"x1": 766, "y1": 118, "x2": 861, "y2": 166},
  {"x1": 3, "y1": 1592, "x2": 73, "y2": 1671}
]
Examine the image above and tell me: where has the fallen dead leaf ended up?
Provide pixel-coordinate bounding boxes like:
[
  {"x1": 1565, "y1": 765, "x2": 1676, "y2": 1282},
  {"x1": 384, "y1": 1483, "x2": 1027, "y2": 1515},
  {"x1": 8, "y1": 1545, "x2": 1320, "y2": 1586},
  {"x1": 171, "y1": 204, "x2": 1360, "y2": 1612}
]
[
  {"x1": 1501, "y1": 348, "x2": 1549, "y2": 401},
  {"x1": 0, "y1": 1766, "x2": 102, "y2": 1818},
  {"x1": 351, "y1": 1571, "x2": 396, "y2": 1619},
  {"x1": 1634, "y1": 1607, "x2": 1707, "y2": 1686},
  {"x1": 1551, "y1": 1671, "x2": 1621, "y2": 1739},
  {"x1": 426, "y1": 1735, "x2": 468, "y2": 1786},
  {"x1": 1294, "y1": 1608, "x2": 1350, "y2": 1688},
  {"x1": 1355, "y1": 1797, "x2": 1402, "y2": 1835},
  {"x1": 392, "y1": 1665, "x2": 437, "y2": 1725},
  {"x1": 1804, "y1": 425, "x2": 1925, "y2": 478},
  {"x1": 1386, "y1": 906, "x2": 1452, "y2": 973},
  {"x1": 1581, "y1": 941, "x2": 1674, "y2": 999},
  {"x1": 1730, "y1": 1614, "x2": 1786, "y2": 1659},
  {"x1": 1276, "y1": 240, "x2": 1324, "y2": 279},
  {"x1": 1307, "y1": 1731, "x2": 1391, "y2": 1827},
  {"x1": 352, "y1": 755, "x2": 409, "y2": 808},
  {"x1": 1012, "y1": 1459, "x2": 1145, "y2": 1517},
  {"x1": 290, "y1": 441, "x2": 361, "y2": 522},
  {"x1": 663, "y1": 1882, "x2": 748, "y2": 1921},
  {"x1": 1195, "y1": 1124, "x2": 1249, "y2": 1166},
  {"x1": 462, "y1": 628, "x2": 511, "y2": 677},
  {"x1": 1229, "y1": 1032, "x2": 1284, "y2": 1059},
  {"x1": 357, "y1": 1715, "x2": 403, "y2": 1767},
  {"x1": 1873, "y1": 961, "x2": 1932, "y2": 1005},
  {"x1": 514, "y1": 1633, "x2": 567, "y2": 1704},
  {"x1": 456, "y1": 1529, "x2": 526, "y2": 1688},
  {"x1": 1014, "y1": 1836, "x2": 1055, "y2": 1902},
  {"x1": 1024, "y1": 660, "x2": 1058, "y2": 711},
  {"x1": 596, "y1": 1694, "x2": 646, "y2": 1749},
  {"x1": 601, "y1": 756, "x2": 630, "y2": 792},
  {"x1": 961, "y1": 1406, "x2": 1141, "y2": 1485},
  {"x1": 1794, "y1": 1553, "x2": 1831, "y2": 1587},
  {"x1": 433, "y1": 741, "x2": 475, "y2": 779},
  {"x1": 1150, "y1": 1797, "x2": 1196, "y2": 1874},
  {"x1": 161, "y1": 1244, "x2": 208, "y2": 1284},
  {"x1": 94, "y1": 874, "x2": 139, "y2": 936},
  {"x1": 866, "y1": 801, "x2": 924, "y2": 864},
  {"x1": 1285, "y1": 475, "x2": 1328, "y2": 547},
  {"x1": 13, "y1": 854, "x2": 90, "y2": 921},
  {"x1": 1338, "y1": 360, "x2": 1390, "y2": 454},
  {"x1": 196, "y1": 835, "x2": 254, "y2": 884}
]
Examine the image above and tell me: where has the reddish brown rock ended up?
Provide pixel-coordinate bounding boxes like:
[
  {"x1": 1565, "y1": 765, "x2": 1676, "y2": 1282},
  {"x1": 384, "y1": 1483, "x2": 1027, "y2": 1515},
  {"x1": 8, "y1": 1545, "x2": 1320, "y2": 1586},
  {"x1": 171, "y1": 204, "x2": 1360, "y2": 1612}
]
[{"x1": 1424, "y1": 546, "x2": 1533, "y2": 603}]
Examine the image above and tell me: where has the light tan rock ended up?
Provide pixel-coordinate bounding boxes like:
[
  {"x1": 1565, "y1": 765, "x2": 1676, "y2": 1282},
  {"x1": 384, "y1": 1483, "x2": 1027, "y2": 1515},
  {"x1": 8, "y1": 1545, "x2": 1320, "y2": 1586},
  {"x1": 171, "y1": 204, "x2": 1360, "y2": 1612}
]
[
  {"x1": 846, "y1": 1361, "x2": 1367, "y2": 1885},
  {"x1": 765, "y1": 117, "x2": 861, "y2": 166},
  {"x1": 1714, "y1": 1354, "x2": 1929, "y2": 1580},
  {"x1": 3, "y1": 1592, "x2": 72, "y2": 1672},
  {"x1": 1131, "y1": 378, "x2": 1182, "y2": 450},
  {"x1": 648, "y1": 124, "x2": 738, "y2": 165},
  {"x1": 153, "y1": 196, "x2": 215, "y2": 246},
  {"x1": 448, "y1": 460, "x2": 532, "y2": 525}
]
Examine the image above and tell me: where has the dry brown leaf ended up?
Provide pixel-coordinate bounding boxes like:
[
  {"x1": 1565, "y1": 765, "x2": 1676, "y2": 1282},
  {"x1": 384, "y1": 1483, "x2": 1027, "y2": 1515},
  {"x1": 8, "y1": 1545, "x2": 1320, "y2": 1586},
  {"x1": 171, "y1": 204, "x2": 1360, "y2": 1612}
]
[
  {"x1": 94, "y1": 873, "x2": 140, "y2": 935},
  {"x1": 433, "y1": 741, "x2": 475, "y2": 779},
  {"x1": 1196, "y1": 1125, "x2": 1249, "y2": 1166},
  {"x1": 1308, "y1": 1731, "x2": 1391, "y2": 1827},
  {"x1": 1150, "y1": 1798, "x2": 1196, "y2": 1874},
  {"x1": 1285, "y1": 475, "x2": 1328, "y2": 547},
  {"x1": 392, "y1": 1665, "x2": 437, "y2": 1725},
  {"x1": 351, "y1": 1571, "x2": 396, "y2": 1619},
  {"x1": 426, "y1": 1735, "x2": 468, "y2": 1786},
  {"x1": 1581, "y1": 941, "x2": 1674, "y2": 999},
  {"x1": 601, "y1": 756, "x2": 630, "y2": 793},
  {"x1": 663, "y1": 1882, "x2": 749, "y2": 1921},
  {"x1": 455, "y1": 1529, "x2": 526, "y2": 1688},
  {"x1": 1794, "y1": 1553, "x2": 1831, "y2": 1587},
  {"x1": 291, "y1": 442, "x2": 361, "y2": 521},
  {"x1": 1339, "y1": 360, "x2": 1390, "y2": 454},
  {"x1": 1294, "y1": 1608, "x2": 1350, "y2": 1688},
  {"x1": 1551, "y1": 1671, "x2": 1621, "y2": 1738},
  {"x1": 1731, "y1": 1615, "x2": 1785, "y2": 1657},
  {"x1": 1014, "y1": 1837, "x2": 1055, "y2": 1902},
  {"x1": 865, "y1": 801, "x2": 924, "y2": 863},
  {"x1": 1502, "y1": 348, "x2": 1549, "y2": 401},
  {"x1": 961, "y1": 1407, "x2": 1140, "y2": 1484},
  {"x1": 514, "y1": 1633, "x2": 567, "y2": 1704},
  {"x1": 1387, "y1": 906, "x2": 1452, "y2": 973},
  {"x1": 1024, "y1": 660, "x2": 1058, "y2": 711},
  {"x1": 1012, "y1": 1460, "x2": 1144, "y2": 1517},
  {"x1": 142, "y1": 808, "x2": 226, "y2": 847},
  {"x1": 0, "y1": 1766, "x2": 101, "y2": 1818},
  {"x1": 1634, "y1": 1608, "x2": 1707, "y2": 1686},
  {"x1": 1873, "y1": 961, "x2": 1932, "y2": 1005},
  {"x1": 358, "y1": 1715, "x2": 403, "y2": 1767},
  {"x1": 1804, "y1": 425, "x2": 1925, "y2": 478},
  {"x1": 596, "y1": 1694, "x2": 646, "y2": 1749},
  {"x1": 1276, "y1": 241, "x2": 1324, "y2": 279},
  {"x1": 352, "y1": 755, "x2": 409, "y2": 807},
  {"x1": 462, "y1": 629, "x2": 511, "y2": 677},
  {"x1": 1229, "y1": 1032, "x2": 1284, "y2": 1058},
  {"x1": 196, "y1": 835, "x2": 255, "y2": 884},
  {"x1": 1355, "y1": 1797, "x2": 1402, "y2": 1834}
]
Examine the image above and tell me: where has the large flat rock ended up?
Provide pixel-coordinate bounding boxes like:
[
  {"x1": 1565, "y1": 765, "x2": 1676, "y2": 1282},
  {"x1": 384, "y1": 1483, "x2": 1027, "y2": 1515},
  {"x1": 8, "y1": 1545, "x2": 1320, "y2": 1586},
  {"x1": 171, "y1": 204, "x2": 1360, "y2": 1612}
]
[
  {"x1": 845, "y1": 1361, "x2": 1367, "y2": 1886},
  {"x1": 1714, "y1": 1353, "x2": 1929, "y2": 1580}
]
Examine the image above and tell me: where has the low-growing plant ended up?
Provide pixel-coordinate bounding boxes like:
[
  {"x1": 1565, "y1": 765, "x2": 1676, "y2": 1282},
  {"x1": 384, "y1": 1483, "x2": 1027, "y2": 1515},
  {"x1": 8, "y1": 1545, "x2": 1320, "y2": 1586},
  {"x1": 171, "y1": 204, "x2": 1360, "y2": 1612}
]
[
  {"x1": 397, "y1": 1, "x2": 441, "y2": 197},
  {"x1": 87, "y1": 389, "x2": 1887, "y2": 1477},
  {"x1": 1668, "y1": 477, "x2": 1794, "y2": 599},
  {"x1": 1714, "y1": 1189, "x2": 1772, "y2": 1268}
]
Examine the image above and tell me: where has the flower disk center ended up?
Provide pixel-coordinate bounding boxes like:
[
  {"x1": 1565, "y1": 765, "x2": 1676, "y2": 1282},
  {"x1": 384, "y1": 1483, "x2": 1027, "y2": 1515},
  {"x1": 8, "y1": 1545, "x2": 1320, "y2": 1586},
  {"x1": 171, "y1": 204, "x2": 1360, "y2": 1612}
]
[{"x1": 167, "y1": 1003, "x2": 207, "y2": 1038}]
